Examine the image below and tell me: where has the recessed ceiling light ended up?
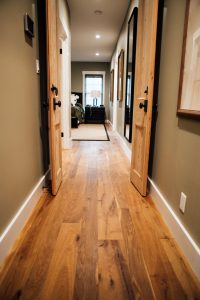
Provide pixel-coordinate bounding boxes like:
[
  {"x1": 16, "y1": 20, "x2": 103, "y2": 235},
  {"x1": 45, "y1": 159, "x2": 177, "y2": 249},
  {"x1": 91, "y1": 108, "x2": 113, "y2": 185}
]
[
  {"x1": 96, "y1": 34, "x2": 101, "y2": 39},
  {"x1": 96, "y1": 52, "x2": 100, "y2": 56},
  {"x1": 94, "y1": 10, "x2": 103, "y2": 15}
]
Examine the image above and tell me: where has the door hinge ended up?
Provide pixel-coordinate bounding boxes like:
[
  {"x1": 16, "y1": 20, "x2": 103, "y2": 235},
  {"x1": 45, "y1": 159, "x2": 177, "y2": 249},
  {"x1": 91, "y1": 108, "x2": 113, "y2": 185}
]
[
  {"x1": 61, "y1": 132, "x2": 64, "y2": 137},
  {"x1": 60, "y1": 48, "x2": 62, "y2": 54}
]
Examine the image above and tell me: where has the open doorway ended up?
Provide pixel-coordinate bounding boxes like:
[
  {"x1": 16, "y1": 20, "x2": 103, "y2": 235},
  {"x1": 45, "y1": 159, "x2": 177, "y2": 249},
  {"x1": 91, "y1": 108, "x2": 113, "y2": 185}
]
[
  {"x1": 57, "y1": 18, "x2": 72, "y2": 149},
  {"x1": 71, "y1": 66, "x2": 110, "y2": 141},
  {"x1": 37, "y1": 0, "x2": 50, "y2": 174}
]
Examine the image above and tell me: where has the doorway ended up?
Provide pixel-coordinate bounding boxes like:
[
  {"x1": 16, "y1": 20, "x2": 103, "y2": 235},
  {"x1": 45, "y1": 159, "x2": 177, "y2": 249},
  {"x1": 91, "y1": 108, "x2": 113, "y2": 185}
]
[
  {"x1": 37, "y1": 0, "x2": 50, "y2": 174},
  {"x1": 57, "y1": 19, "x2": 72, "y2": 150}
]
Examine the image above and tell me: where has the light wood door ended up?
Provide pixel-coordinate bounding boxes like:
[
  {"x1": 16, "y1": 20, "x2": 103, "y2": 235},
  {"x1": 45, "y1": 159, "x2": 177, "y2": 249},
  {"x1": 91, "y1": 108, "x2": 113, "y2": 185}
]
[
  {"x1": 131, "y1": 0, "x2": 159, "y2": 196},
  {"x1": 46, "y1": 0, "x2": 62, "y2": 195}
]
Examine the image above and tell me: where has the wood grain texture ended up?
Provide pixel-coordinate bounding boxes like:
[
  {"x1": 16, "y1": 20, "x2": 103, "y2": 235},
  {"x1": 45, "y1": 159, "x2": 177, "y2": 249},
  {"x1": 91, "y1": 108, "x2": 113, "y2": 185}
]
[
  {"x1": 131, "y1": 0, "x2": 159, "y2": 196},
  {"x1": 0, "y1": 126, "x2": 199, "y2": 300},
  {"x1": 98, "y1": 240, "x2": 134, "y2": 300},
  {"x1": 46, "y1": 0, "x2": 62, "y2": 195},
  {"x1": 40, "y1": 223, "x2": 80, "y2": 300}
]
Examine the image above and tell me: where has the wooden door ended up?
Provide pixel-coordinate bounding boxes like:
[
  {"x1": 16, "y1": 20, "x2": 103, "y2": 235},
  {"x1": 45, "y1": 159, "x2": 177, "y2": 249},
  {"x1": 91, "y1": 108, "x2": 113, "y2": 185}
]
[
  {"x1": 46, "y1": 0, "x2": 62, "y2": 195},
  {"x1": 130, "y1": 0, "x2": 159, "y2": 196}
]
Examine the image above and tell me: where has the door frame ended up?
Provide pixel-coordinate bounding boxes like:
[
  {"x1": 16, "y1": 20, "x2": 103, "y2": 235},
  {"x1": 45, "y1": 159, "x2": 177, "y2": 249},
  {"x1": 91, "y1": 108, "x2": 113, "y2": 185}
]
[
  {"x1": 57, "y1": 16, "x2": 72, "y2": 149},
  {"x1": 148, "y1": 0, "x2": 164, "y2": 177},
  {"x1": 37, "y1": 0, "x2": 50, "y2": 174}
]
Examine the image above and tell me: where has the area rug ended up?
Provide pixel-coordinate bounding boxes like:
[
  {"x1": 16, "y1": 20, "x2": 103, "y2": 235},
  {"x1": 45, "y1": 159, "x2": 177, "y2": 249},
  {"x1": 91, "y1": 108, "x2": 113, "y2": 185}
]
[{"x1": 71, "y1": 124, "x2": 109, "y2": 141}]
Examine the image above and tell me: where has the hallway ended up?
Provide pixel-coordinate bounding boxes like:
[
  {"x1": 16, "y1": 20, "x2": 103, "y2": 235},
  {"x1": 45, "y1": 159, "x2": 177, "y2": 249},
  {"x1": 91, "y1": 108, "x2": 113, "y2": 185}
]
[{"x1": 0, "y1": 127, "x2": 199, "y2": 299}]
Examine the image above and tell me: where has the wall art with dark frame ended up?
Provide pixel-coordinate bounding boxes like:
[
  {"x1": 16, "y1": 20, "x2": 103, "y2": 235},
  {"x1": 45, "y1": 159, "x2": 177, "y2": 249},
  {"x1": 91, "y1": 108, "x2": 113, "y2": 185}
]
[
  {"x1": 177, "y1": 0, "x2": 200, "y2": 119},
  {"x1": 117, "y1": 49, "x2": 124, "y2": 101},
  {"x1": 110, "y1": 69, "x2": 114, "y2": 101}
]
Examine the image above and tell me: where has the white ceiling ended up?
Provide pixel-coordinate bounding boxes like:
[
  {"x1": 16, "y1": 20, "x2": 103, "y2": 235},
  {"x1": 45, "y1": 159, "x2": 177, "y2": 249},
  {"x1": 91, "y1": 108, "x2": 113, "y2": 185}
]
[{"x1": 67, "y1": 0, "x2": 130, "y2": 62}]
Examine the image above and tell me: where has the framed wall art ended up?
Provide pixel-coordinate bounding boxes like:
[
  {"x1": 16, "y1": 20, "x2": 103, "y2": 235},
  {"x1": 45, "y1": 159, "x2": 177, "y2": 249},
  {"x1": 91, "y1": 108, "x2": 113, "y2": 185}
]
[
  {"x1": 110, "y1": 69, "x2": 114, "y2": 101},
  {"x1": 177, "y1": 0, "x2": 200, "y2": 119},
  {"x1": 117, "y1": 49, "x2": 124, "y2": 101}
]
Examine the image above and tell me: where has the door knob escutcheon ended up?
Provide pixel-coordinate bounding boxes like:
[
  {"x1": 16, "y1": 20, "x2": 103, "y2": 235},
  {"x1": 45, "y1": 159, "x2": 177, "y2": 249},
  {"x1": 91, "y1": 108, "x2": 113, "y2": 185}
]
[
  {"x1": 139, "y1": 99, "x2": 148, "y2": 112},
  {"x1": 53, "y1": 98, "x2": 61, "y2": 110}
]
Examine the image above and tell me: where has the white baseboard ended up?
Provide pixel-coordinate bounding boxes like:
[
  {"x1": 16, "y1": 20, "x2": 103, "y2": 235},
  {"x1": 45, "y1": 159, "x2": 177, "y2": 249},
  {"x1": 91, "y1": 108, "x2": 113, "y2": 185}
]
[
  {"x1": 105, "y1": 119, "x2": 111, "y2": 125},
  {"x1": 148, "y1": 177, "x2": 200, "y2": 280},
  {"x1": 0, "y1": 170, "x2": 49, "y2": 265},
  {"x1": 114, "y1": 129, "x2": 131, "y2": 161},
  {"x1": 107, "y1": 120, "x2": 131, "y2": 161},
  {"x1": 114, "y1": 123, "x2": 200, "y2": 279}
]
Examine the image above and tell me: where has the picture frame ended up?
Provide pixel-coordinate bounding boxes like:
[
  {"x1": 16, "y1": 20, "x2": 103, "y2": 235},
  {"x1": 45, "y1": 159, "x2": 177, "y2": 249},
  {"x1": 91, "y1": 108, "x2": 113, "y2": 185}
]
[
  {"x1": 177, "y1": 0, "x2": 200, "y2": 119},
  {"x1": 110, "y1": 69, "x2": 114, "y2": 101},
  {"x1": 117, "y1": 49, "x2": 124, "y2": 101}
]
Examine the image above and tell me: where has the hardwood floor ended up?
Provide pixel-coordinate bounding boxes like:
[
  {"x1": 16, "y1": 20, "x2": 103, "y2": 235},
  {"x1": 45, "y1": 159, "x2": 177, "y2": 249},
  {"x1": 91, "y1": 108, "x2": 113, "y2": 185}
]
[{"x1": 0, "y1": 127, "x2": 199, "y2": 299}]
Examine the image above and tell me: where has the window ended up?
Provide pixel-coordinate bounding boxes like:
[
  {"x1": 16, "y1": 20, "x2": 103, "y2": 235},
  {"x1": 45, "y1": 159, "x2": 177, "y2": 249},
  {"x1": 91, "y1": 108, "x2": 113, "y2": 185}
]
[{"x1": 82, "y1": 71, "x2": 105, "y2": 107}]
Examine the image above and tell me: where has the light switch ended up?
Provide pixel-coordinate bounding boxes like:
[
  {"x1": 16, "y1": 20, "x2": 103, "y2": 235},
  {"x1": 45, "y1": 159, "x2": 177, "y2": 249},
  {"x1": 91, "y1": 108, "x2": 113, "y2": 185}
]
[
  {"x1": 36, "y1": 59, "x2": 40, "y2": 74},
  {"x1": 179, "y1": 192, "x2": 187, "y2": 214}
]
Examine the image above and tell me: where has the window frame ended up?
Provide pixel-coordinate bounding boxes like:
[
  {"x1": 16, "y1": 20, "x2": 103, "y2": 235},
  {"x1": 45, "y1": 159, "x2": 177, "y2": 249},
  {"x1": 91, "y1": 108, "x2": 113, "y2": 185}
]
[{"x1": 82, "y1": 71, "x2": 106, "y2": 107}]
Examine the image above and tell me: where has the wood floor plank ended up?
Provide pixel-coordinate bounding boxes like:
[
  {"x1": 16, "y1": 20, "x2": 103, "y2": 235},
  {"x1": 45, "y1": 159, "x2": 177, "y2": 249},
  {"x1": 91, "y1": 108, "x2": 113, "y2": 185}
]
[
  {"x1": 0, "y1": 192, "x2": 55, "y2": 300},
  {"x1": 98, "y1": 240, "x2": 134, "y2": 300},
  {"x1": 73, "y1": 163, "x2": 98, "y2": 300},
  {"x1": 40, "y1": 223, "x2": 80, "y2": 300},
  {"x1": 161, "y1": 237, "x2": 200, "y2": 299},
  {"x1": 129, "y1": 202, "x2": 189, "y2": 299},
  {"x1": 98, "y1": 199, "x2": 122, "y2": 241},
  {"x1": 97, "y1": 155, "x2": 123, "y2": 240},
  {"x1": 120, "y1": 208, "x2": 156, "y2": 299},
  {"x1": 0, "y1": 125, "x2": 199, "y2": 300}
]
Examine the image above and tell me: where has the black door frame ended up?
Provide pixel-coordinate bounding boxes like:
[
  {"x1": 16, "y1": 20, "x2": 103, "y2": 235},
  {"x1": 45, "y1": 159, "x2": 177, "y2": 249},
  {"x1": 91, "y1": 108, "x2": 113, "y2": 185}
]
[
  {"x1": 148, "y1": 0, "x2": 164, "y2": 176},
  {"x1": 37, "y1": 0, "x2": 50, "y2": 173}
]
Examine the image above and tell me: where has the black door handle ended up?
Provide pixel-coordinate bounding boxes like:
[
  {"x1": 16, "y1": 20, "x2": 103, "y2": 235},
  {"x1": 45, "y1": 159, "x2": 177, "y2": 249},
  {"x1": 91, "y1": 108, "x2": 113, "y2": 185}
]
[
  {"x1": 139, "y1": 99, "x2": 148, "y2": 112},
  {"x1": 51, "y1": 84, "x2": 58, "y2": 96},
  {"x1": 53, "y1": 98, "x2": 61, "y2": 110}
]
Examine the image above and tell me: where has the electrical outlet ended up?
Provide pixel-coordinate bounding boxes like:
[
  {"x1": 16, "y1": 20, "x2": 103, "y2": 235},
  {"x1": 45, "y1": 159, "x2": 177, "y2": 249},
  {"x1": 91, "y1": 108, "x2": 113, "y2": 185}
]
[{"x1": 179, "y1": 192, "x2": 187, "y2": 213}]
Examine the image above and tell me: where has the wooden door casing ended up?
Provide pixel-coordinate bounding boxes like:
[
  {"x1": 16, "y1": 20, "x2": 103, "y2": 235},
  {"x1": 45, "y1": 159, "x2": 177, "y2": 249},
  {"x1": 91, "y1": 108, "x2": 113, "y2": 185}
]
[{"x1": 131, "y1": 0, "x2": 159, "y2": 196}]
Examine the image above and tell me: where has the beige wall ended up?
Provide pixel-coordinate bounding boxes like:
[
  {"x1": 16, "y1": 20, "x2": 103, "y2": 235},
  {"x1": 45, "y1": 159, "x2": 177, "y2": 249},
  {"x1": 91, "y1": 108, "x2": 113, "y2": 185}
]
[
  {"x1": 110, "y1": 0, "x2": 138, "y2": 149},
  {"x1": 71, "y1": 62, "x2": 110, "y2": 119},
  {"x1": 151, "y1": 0, "x2": 200, "y2": 246},
  {"x1": 0, "y1": 0, "x2": 43, "y2": 235}
]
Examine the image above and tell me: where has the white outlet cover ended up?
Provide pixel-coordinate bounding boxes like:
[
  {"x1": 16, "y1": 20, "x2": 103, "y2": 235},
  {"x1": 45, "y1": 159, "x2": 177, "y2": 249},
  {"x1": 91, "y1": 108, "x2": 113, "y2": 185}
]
[{"x1": 180, "y1": 192, "x2": 187, "y2": 213}]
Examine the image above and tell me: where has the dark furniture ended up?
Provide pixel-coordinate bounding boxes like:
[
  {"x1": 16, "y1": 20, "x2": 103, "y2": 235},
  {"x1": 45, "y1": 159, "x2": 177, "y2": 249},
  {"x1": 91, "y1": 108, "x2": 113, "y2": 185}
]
[
  {"x1": 85, "y1": 106, "x2": 105, "y2": 124},
  {"x1": 71, "y1": 116, "x2": 78, "y2": 128}
]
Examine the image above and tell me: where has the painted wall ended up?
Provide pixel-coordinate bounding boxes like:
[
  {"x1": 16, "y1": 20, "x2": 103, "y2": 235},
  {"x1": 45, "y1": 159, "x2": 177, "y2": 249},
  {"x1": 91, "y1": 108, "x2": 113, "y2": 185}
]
[
  {"x1": 0, "y1": 0, "x2": 43, "y2": 234},
  {"x1": 71, "y1": 62, "x2": 110, "y2": 119},
  {"x1": 151, "y1": 0, "x2": 200, "y2": 246},
  {"x1": 109, "y1": 0, "x2": 138, "y2": 149}
]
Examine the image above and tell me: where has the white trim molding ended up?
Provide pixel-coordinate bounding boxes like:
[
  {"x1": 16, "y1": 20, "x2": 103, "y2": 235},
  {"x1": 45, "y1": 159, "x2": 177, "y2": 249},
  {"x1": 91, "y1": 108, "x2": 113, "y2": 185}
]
[
  {"x1": 82, "y1": 71, "x2": 106, "y2": 108},
  {"x1": 105, "y1": 119, "x2": 112, "y2": 125},
  {"x1": 114, "y1": 126, "x2": 200, "y2": 279},
  {"x1": 148, "y1": 177, "x2": 200, "y2": 280},
  {"x1": 111, "y1": 124, "x2": 132, "y2": 161},
  {"x1": 0, "y1": 171, "x2": 49, "y2": 265}
]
